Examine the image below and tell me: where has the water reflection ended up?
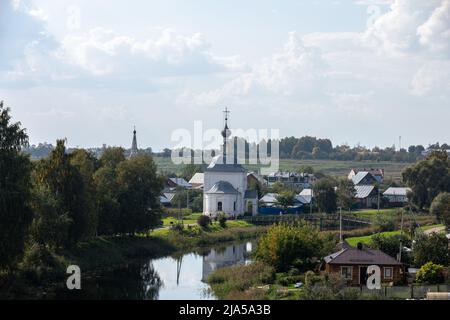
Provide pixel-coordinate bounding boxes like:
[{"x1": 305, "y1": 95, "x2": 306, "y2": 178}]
[
  {"x1": 49, "y1": 261, "x2": 162, "y2": 300},
  {"x1": 46, "y1": 241, "x2": 253, "y2": 300},
  {"x1": 202, "y1": 242, "x2": 252, "y2": 282}
]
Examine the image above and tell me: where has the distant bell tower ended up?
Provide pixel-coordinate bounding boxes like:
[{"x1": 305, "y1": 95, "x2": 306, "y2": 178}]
[
  {"x1": 129, "y1": 126, "x2": 138, "y2": 158},
  {"x1": 221, "y1": 107, "x2": 231, "y2": 164}
]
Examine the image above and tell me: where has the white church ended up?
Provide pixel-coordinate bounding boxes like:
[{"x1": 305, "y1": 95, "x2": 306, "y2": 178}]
[{"x1": 203, "y1": 109, "x2": 258, "y2": 218}]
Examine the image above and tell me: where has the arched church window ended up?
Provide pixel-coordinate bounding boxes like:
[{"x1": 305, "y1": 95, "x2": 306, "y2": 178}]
[{"x1": 217, "y1": 201, "x2": 223, "y2": 211}]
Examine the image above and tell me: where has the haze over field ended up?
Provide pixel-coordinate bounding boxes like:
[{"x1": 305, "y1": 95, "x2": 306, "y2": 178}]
[{"x1": 1, "y1": 0, "x2": 449, "y2": 150}]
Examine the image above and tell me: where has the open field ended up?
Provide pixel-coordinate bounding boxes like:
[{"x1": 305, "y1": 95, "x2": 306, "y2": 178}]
[{"x1": 153, "y1": 157, "x2": 410, "y2": 181}]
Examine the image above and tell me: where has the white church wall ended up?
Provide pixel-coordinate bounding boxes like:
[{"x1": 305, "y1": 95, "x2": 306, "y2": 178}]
[{"x1": 203, "y1": 171, "x2": 247, "y2": 194}]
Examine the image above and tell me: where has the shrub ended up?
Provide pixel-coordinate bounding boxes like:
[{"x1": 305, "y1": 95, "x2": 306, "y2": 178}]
[
  {"x1": 197, "y1": 215, "x2": 211, "y2": 229},
  {"x1": 170, "y1": 223, "x2": 184, "y2": 233},
  {"x1": 374, "y1": 215, "x2": 396, "y2": 232},
  {"x1": 207, "y1": 261, "x2": 275, "y2": 300},
  {"x1": 416, "y1": 262, "x2": 445, "y2": 284},
  {"x1": 254, "y1": 222, "x2": 333, "y2": 272},
  {"x1": 218, "y1": 214, "x2": 227, "y2": 228},
  {"x1": 413, "y1": 233, "x2": 450, "y2": 266},
  {"x1": 19, "y1": 244, "x2": 67, "y2": 284},
  {"x1": 430, "y1": 192, "x2": 450, "y2": 229}
]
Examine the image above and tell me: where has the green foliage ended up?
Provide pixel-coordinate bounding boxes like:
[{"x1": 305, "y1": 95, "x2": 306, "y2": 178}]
[
  {"x1": 254, "y1": 222, "x2": 333, "y2": 272},
  {"x1": 430, "y1": 192, "x2": 450, "y2": 229},
  {"x1": 29, "y1": 186, "x2": 72, "y2": 249},
  {"x1": 370, "y1": 234, "x2": 411, "y2": 263},
  {"x1": 413, "y1": 233, "x2": 450, "y2": 267},
  {"x1": 313, "y1": 178, "x2": 337, "y2": 213},
  {"x1": 19, "y1": 243, "x2": 67, "y2": 284},
  {"x1": 299, "y1": 273, "x2": 361, "y2": 300},
  {"x1": 402, "y1": 152, "x2": 450, "y2": 209},
  {"x1": 197, "y1": 215, "x2": 211, "y2": 229},
  {"x1": 275, "y1": 191, "x2": 296, "y2": 210},
  {"x1": 99, "y1": 147, "x2": 126, "y2": 168},
  {"x1": 0, "y1": 102, "x2": 33, "y2": 271},
  {"x1": 180, "y1": 163, "x2": 203, "y2": 182},
  {"x1": 207, "y1": 261, "x2": 275, "y2": 300},
  {"x1": 115, "y1": 155, "x2": 163, "y2": 234},
  {"x1": 218, "y1": 214, "x2": 227, "y2": 228},
  {"x1": 336, "y1": 178, "x2": 356, "y2": 210},
  {"x1": 416, "y1": 262, "x2": 445, "y2": 284},
  {"x1": 31, "y1": 140, "x2": 89, "y2": 247},
  {"x1": 374, "y1": 214, "x2": 396, "y2": 232}
]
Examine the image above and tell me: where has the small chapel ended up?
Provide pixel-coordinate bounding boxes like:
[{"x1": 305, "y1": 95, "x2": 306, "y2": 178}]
[{"x1": 203, "y1": 109, "x2": 258, "y2": 218}]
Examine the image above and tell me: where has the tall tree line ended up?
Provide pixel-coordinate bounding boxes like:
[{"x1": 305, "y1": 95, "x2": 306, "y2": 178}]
[{"x1": 0, "y1": 103, "x2": 163, "y2": 271}]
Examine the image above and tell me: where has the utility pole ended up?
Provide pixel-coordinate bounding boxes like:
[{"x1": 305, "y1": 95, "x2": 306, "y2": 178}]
[
  {"x1": 377, "y1": 184, "x2": 380, "y2": 214},
  {"x1": 339, "y1": 207, "x2": 343, "y2": 244},
  {"x1": 186, "y1": 189, "x2": 189, "y2": 211},
  {"x1": 398, "y1": 208, "x2": 404, "y2": 262}
]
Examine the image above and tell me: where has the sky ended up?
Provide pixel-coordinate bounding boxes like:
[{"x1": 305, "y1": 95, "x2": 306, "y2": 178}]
[{"x1": 0, "y1": 0, "x2": 449, "y2": 151}]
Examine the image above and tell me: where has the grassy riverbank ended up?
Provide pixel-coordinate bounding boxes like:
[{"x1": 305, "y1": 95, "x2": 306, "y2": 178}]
[{"x1": 1, "y1": 220, "x2": 268, "y2": 299}]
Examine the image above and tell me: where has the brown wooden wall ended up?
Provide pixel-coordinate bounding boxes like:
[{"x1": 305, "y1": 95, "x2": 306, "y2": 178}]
[{"x1": 325, "y1": 263, "x2": 404, "y2": 286}]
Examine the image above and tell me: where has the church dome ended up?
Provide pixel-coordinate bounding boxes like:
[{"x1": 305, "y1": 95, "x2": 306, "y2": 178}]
[{"x1": 221, "y1": 124, "x2": 231, "y2": 139}]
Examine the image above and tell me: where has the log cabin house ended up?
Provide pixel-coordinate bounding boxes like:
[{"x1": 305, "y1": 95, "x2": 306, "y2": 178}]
[{"x1": 323, "y1": 243, "x2": 405, "y2": 286}]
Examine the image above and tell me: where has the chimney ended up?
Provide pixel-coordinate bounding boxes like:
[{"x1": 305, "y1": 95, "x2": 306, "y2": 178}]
[{"x1": 357, "y1": 242, "x2": 363, "y2": 250}]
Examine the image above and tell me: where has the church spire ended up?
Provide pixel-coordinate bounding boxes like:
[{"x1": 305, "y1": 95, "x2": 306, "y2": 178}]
[
  {"x1": 129, "y1": 125, "x2": 138, "y2": 158},
  {"x1": 221, "y1": 107, "x2": 231, "y2": 164}
]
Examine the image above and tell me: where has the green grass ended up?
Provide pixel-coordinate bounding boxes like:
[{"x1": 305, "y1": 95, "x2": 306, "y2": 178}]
[
  {"x1": 346, "y1": 224, "x2": 444, "y2": 247},
  {"x1": 161, "y1": 212, "x2": 202, "y2": 226}
]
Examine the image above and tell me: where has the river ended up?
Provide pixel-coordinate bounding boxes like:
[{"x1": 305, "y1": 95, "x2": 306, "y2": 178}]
[{"x1": 49, "y1": 240, "x2": 254, "y2": 300}]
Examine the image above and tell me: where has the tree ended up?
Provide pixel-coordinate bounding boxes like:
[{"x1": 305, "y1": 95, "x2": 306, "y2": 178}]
[
  {"x1": 254, "y1": 222, "x2": 333, "y2": 272},
  {"x1": 429, "y1": 192, "x2": 450, "y2": 229},
  {"x1": 115, "y1": 155, "x2": 163, "y2": 234},
  {"x1": 416, "y1": 262, "x2": 445, "y2": 284},
  {"x1": 70, "y1": 149, "x2": 100, "y2": 238},
  {"x1": 370, "y1": 234, "x2": 411, "y2": 263},
  {"x1": 0, "y1": 102, "x2": 33, "y2": 271},
  {"x1": 402, "y1": 151, "x2": 450, "y2": 209},
  {"x1": 275, "y1": 191, "x2": 296, "y2": 211},
  {"x1": 313, "y1": 178, "x2": 337, "y2": 213},
  {"x1": 336, "y1": 178, "x2": 356, "y2": 211},
  {"x1": 32, "y1": 140, "x2": 89, "y2": 247},
  {"x1": 181, "y1": 163, "x2": 203, "y2": 182},
  {"x1": 100, "y1": 147, "x2": 126, "y2": 168},
  {"x1": 29, "y1": 185, "x2": 72, "y2": 249},
  {"x1": 412, "y1": 233, "x2": 450, "y2": 267},
  {"x1": 197, "y1": 215, "x2": 211, "y2": 229}
]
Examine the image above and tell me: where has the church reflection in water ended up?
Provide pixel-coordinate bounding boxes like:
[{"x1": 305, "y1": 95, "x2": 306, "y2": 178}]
[{"x1": 201, "y1": 241, "x2": 253, "y2": 282}]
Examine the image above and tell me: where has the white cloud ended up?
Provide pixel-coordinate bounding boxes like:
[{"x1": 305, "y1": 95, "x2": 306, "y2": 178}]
[
  {"x1": 417, "y1": 0, "x2": 450, "y2": 57},
  {"x1": 58, "y1": 28, "x2": 225, "y2": 77}
]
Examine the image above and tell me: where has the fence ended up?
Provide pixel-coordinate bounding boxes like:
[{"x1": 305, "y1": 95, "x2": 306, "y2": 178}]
[
  {"x1": 242, "y1": 213, "x2": 371, "y2": 230},
  {"x1": 360, "y1": 284, "x2": 450, "y2": 299}
]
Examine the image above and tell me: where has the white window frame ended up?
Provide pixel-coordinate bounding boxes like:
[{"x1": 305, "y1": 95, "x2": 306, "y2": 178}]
[
  {"x1": 384, "y1": 267, "x2": 393, "y2": 280},
  {"x1": 341, "y1": 266, "x2": 353, "y2": 280}
]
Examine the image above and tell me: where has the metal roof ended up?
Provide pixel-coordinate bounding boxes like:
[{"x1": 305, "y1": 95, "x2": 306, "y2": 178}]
[
  {"x1": 205, "y1": 155, "x2": 246, "y2": 173},
  {"x1": 259, "y1": 193, "x2": 277, "y2": 203},
  {"x1": 188, "y1": 173, "x2": 204, "y2": 184},
  {"x1": 383, "y1": 187, "x2": 411, "y2": 196},
  {"x1": 351, "y1": 171, "x2": 373, "y2": 185},
  {"x1": 324, "y1": 247, "x2": 402, "y2": 266},
  {"x1": 168, "y1": 177, "x2": 191, "y2": 188},
  {"x1": 354, "y1": 185, "x2": 376, "y2": 199},
  {"x1": 205, "y1": 181, "x2": 239, "y2": 194}
]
